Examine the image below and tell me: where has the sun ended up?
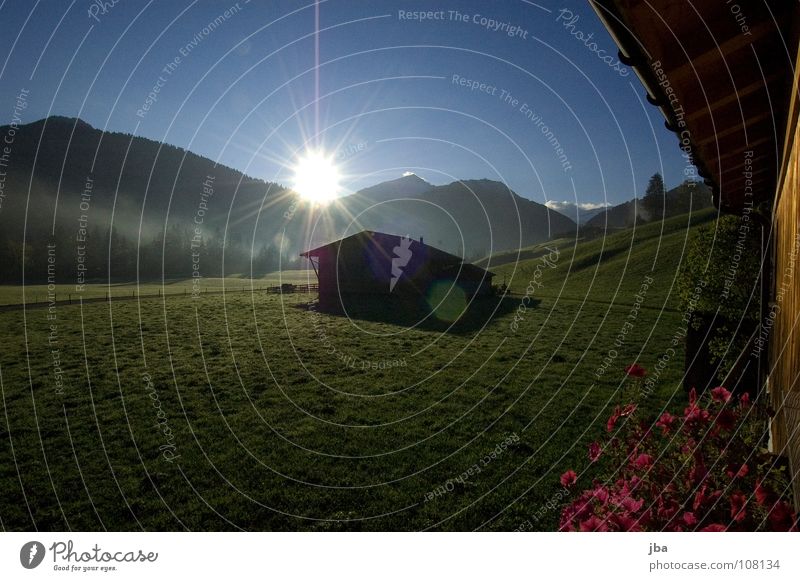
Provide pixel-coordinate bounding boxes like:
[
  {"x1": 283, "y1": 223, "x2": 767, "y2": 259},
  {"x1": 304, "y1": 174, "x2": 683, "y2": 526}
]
[{"x1": 291, "y1": 150, "x2": 341, "y2": 204}]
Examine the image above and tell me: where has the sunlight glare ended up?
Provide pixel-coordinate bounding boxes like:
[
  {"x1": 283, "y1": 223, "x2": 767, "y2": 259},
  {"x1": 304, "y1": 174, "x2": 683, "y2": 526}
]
[{"x1": 291, "y1": 150, "x2": 341, "y2": 204}]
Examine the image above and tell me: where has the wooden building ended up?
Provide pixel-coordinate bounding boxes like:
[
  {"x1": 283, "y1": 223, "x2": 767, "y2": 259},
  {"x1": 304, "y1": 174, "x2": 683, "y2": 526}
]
[
  {"x1": 592, "y1": 0, "x2": 800, "y2": 506},
  {"x1": 300, "y1": 231, "x2": 495, "y2": 307}
]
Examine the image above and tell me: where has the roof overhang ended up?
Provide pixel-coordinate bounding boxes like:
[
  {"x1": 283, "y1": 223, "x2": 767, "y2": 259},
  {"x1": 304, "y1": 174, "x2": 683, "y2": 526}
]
[{"x1": 591, "y1": 0, "x2": 800, "y2": 213}]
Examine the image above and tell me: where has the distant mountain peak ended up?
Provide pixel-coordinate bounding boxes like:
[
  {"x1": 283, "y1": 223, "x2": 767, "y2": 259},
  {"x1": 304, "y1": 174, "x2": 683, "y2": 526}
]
[
  {"x1": 349, "y1": 173, "x2": 433, "y2": 201},
  {"x1": 26, "y1": 116, "x2": 95, "y2": 132}
]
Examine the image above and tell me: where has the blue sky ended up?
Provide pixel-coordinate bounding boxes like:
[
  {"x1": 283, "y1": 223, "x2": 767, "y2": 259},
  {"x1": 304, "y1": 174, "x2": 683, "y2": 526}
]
[{"x1": 0, "y1": 0, "x2": 693, "y2": 207}]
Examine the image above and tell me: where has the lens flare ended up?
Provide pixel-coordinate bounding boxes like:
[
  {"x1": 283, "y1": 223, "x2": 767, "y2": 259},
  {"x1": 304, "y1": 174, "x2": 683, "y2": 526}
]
[{"x1": 291, "y1": 150, "x2": 341, "y2": 204}]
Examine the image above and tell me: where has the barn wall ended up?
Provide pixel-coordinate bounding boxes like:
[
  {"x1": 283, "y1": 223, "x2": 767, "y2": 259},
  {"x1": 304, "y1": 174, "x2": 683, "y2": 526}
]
[{"x1": 769, "y1": 51, "x2": 800, "y2": 509}]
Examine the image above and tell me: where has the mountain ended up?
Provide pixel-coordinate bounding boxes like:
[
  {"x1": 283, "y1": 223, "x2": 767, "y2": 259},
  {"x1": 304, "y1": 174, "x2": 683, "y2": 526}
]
[
  {"x1": 585, "y1": 181, "x2": 713, "y2": 229},
  {"x1": 337, "y1": 178, "x2": 576, "y2": 260},
  {"x1": 0, "y1": 117, "x2": 576, "y2": 281},
  {"x1": 348, "y1": 173, "x2": 433, "y2": 202},
  {"x1": 585, "y1": 198, "x2": 641, "y2": 229},
  {"x1": 545, "y1": 200, "x2": 609, "y2": 224}
]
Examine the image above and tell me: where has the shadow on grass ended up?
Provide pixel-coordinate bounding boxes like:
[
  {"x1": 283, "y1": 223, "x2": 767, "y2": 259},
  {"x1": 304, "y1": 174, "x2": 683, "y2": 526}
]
[{"x1": 294, "y1": 293, "x2": 531, "y2": 334}]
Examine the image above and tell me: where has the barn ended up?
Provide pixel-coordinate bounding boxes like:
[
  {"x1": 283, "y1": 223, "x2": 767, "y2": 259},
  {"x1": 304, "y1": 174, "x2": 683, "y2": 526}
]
[
  {"x1": 592, "y1": 0, "x2": 800, "y2": 508},
  {"x1": 300, "y1": 231, "x2": 495, "y2": 307}
]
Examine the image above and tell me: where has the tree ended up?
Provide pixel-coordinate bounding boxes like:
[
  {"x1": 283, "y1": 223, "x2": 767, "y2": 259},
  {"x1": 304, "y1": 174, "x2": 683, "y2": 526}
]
[{"x1": 642, "y1": 173, "x2": 666, "y2": 220}]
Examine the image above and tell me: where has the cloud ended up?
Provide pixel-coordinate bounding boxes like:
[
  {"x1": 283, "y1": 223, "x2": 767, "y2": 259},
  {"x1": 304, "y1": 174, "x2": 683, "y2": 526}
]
[
  {"x1": 545, "y1": 200, "x2": 610, "y2": 211},
  {"x1": 402, "y1": 171, "x2": 416, "y2": 177}
]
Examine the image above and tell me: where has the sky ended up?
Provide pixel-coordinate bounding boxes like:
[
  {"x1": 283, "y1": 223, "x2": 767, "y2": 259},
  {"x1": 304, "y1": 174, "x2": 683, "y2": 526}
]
[{"x1": 0, "y1": 0, "x2": 695, "y2": 207}]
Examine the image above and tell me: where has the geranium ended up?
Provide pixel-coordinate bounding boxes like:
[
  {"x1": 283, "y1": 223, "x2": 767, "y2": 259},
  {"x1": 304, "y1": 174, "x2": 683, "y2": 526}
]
[
  {"x1": 632, "y1": 453, "x2": 653, "y2": 469},
  {"x1": 700, "y1": 524, "x2": 727, "y2": 532},
  {"x1": 560, "y1": 470, "x2": 578, "y2": 488},
  {"x1": 559, "y1": 381, "x2": 798, "y2": 532},
  {"x1": 655, "y1": 411, "x2": 675, "y2": 435},
  {"x1": 580, "y1": 515, "x2": 609, "y2": 532},
  {"x1": 711, "y1": 386, "x2": 732, "y2": 403},
  {"x1": 625, "y1": 363, "x2": 647, "y2": 378},
  {"x1": 607, "y1": 406, "x2": 621, "y2": 432},
  {"x1": 730, "y1": 491, "x2": 748, "y2": 522}
]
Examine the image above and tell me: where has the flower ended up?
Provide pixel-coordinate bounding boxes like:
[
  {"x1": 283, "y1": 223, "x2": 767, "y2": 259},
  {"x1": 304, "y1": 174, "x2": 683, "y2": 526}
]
[
  {"x1": 560, "y1": 470, "x2": 578, "y2": 488},
  {"x1": 611, "y1": 512, "x2": 641, "y2": 531},
  {"x1": 561, "y1": 381, "x2": 796, "y2": 533},
  {"x1": 607, "y1": 406, "x2": 621, "y2": 432},
  {"x1": 710, "y1": 386, "x2": 732, "y2": 403},
  {"x1": 726, "y1": 463, "x2": 749, "y2": 479},
  {"x1": 655, "y1": 412, "x2": 675, "y2": 435},
  {"x1": 754, "y1": 480, "x2": 771, "y2": 506},
  {"x1": 730, "y1": 492, "x2": 747, "y2": 522},
  {"x1": 767, "y1": 501, "x2": 798, "y2": 531},
  {"x1": 700, "y1": 523, "x2": 726, "y2": 532},
  {"x1": 593, "y1": 486, "x2": 610, "y2": 504},
  {"x1": 625, "y1": 363, "x2": 647, "y2": 378},
  {"x1": 620, "y1": 495, "x2": 644, "y2": 513},
  {"x1": 715, "y1": 409, "x2": 736, "y2": 432},
  {"x1": 632, "y1": 453, "x2": 653, "y2": 469},
  {"x1": 682, "y1": 512, "x2": 698, "y2": 527},
  {"x1": 580, "y1": 515, "x2": 609, "y2": 532}
]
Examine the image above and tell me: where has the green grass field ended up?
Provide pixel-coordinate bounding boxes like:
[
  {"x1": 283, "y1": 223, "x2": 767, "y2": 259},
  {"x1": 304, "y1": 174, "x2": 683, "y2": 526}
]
[
  {"x1": 0, "y1": 211, "x2": 714, "y2": 530},
  {"x1": 0, "y1": 270, "x2": 317, "y2": 306}
]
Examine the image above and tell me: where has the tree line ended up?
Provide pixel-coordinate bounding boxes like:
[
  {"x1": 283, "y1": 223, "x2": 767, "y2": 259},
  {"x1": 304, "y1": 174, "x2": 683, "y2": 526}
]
[{"x1": 0, "y1": 222, "x2": 296, "y2": 284}]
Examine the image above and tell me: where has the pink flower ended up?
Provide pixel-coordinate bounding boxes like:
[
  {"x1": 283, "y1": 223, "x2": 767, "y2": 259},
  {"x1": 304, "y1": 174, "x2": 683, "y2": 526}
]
[
  {"x1": 625, "y1": 363, "x2": 647, "y2": 378},
  {"x1": 693, "y1": 485, "x2": 709, "y2": 511},
  {"x1": 593, "y1": 486, "x2": 610, "y2": 504},
  {"x1": 755, "y1": 480, "x2": 771, "y2": 506},
  {"x1": 607, "y1": 406, "x2": 621, "y2": 432},
  {"x1": 620, "y1": 495, "x2": 644, "y2": 513},
  {"x1": 655, "y1": 412, "x2": 675, "y2": 435},
  {"x1": 682, "y1": 512, "x2": 698, "y2": 527},
  {"x1": 632, "y1": 453, "x2": 653, "y2": 469},
  {"x1": 684, "y1": 404, "x2": 710, "y2": 426},
  {"x1": 700, "y1": 523, "x2": 726, "y2": 532},
  {"x1": 767, "y1": 501, "x2": 797, "y2": 531},
  {"x1": 715, "y1": 409, "x2": 737, "y2": 432},
  {"x1": 726, "y1": 463, "x2": 749, "y2": 479},
  {"x1": 710, "y1": 386, "x2": 732, "y2": 403},
  {"x1": 588, "y1": 441, "x2": 602, "y2": 462},
  {"x1": 730, "y1": 492, "x2": 747, "y2": 523},
  {"x1": 580, "y1": 515, "x2": 609, "y2": 532},
  {"x1": 689, "y1": 387, "x2": 698, "y2": 406},
  {"x1": 620, "y1": 403, "x2": 637, "y2": 417},
  {"x1": 560, "y1": 470, "x2": 578, "y2": 488},
  {"x1": 739, "y1": 392, "x2": 751, "y2": 407},
  {"x1": 612, "y1": 512, "x2": 641, "y2": 531}
]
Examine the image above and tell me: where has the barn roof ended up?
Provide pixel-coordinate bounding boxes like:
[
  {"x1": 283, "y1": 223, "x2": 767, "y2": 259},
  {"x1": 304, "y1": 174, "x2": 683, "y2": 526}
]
[
  {"x1": 591, "y1": 0, "x2": 800, "y2": 213},
  {"x1": 300, "y1": 230, "x2": 495, "y2": 277}
]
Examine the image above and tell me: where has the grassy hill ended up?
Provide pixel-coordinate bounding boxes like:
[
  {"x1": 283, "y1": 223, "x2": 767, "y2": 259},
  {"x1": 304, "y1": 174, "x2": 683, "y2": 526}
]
[
  {"x1": 499, "y1": 208, "x2": 717, "y2": 306},
  {"x1": 0, "y1": 210, "x2": 714, "y2": 531}
]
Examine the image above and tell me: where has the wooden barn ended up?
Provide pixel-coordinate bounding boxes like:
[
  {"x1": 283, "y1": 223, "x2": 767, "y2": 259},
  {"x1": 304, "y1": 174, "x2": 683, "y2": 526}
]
[
  {"x1": 592, "y1": 0, "x2": 800, "y2": 507},
  {"x1": 300, "y1": 231, "x2": 495, "y2": 307}
]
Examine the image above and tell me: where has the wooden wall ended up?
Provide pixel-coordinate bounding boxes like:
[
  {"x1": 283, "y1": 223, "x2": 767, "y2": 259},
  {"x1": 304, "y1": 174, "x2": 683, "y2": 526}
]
[{"x1": 769, "y1": 47, "x2": 800, "y2": 510}]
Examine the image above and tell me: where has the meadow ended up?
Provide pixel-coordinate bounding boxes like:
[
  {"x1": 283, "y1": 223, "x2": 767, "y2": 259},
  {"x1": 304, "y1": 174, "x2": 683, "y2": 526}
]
[
  {"x1": 0, "y1": 210, "x2": 715, "y2": 530},
  {"x1": 0, "y1": 270, "x2": 317, "y2": 306}
]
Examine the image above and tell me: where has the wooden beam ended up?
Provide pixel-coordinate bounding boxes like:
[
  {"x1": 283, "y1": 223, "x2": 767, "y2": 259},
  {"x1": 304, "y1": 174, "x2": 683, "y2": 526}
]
[
  {"x1": 665, "y1": 21, "x2": 774, "y2": 85},
  {"x1": 695, "y1": 110, "x2": 772, "y2": 147},
  {"x1": 686, "y1": 75, "x2": 780, "y2": 123},
  {"x1": 718, "y1": 163, "x2": 771, "y2": 180},
  {"x1": 710, "y1": 137, "x2": 774, "y2": 164}
]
